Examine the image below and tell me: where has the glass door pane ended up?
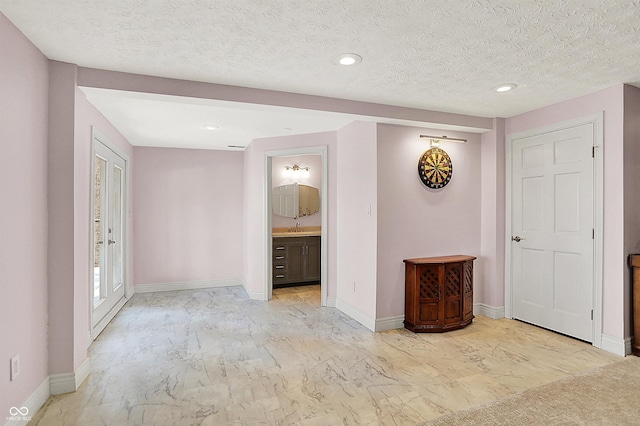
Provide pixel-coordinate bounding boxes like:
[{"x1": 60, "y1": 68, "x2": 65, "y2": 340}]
[
  {"x1": 111, "y1": 165, "x2": 123, "y2": 291},
  {"x1": 92, "y1": 135, "x2": 128, "y2": 338},
  {"x1": 94, "y1": 155, "x2": 107, "y2": 306}
]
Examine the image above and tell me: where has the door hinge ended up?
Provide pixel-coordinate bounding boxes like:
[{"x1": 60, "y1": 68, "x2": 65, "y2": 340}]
[
  {"x1": 591, "y1": 309, "x2": 593, "y2": 320},
  {"x1": 592, "y1": 228, "x2": 595, "y2": 239},
  {"x1": 592, "y1": 146, "x2": 595, "y2": 158}
]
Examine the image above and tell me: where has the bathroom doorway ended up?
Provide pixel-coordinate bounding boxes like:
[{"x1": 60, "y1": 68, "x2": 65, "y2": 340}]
[{"x1": 265, "y1": 146, "x2": 328, "y2": 306}]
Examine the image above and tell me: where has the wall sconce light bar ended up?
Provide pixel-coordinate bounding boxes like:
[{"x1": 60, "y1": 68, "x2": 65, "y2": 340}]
[
  {"x1": 283, "y1": 164, "x2": 310, "y2": 179},
  {"x1": 419, "y1": 135, "x2": 467, "y2": 143}
]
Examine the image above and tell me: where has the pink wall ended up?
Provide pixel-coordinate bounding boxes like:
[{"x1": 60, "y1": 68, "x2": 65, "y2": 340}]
[
  {"x1": 376, "y1": 124, "x2": 482, "y2": 318},
  {"x1": 623, "y1": 85, "x2": 640, "y2": 335},
  {"x1": 336, "y1": 122, "x2": 378, "y2": 319},
  {"x1": 243, "y1": 132, "x2": 337, "y2": 299},
  {"x1": 133, "y1": 147, "x2": 244, "y2": 284},
  {"x1": 479, "y1": 118, "x2": 506, "y2": 309},
  {"x1": 0, "y1": 12, "x2": 50, "y2": 417},
  {"x1": 243, "y1": 142, "x2": 265, "y2": 299},
  {"x1": 506, "y1": 85, "x2": 626, "y2": 339},
  {"x1": 47, "y1": 61, "x2": 78, "y2": 375},
  {"x1": 271, "y1": 154, "x2": 322, "y2": 228}
]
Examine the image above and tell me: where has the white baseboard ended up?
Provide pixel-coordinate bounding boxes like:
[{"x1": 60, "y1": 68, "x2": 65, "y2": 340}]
[
  {"x1": 134, "y1": 279, "x2": 243, "y2": 294},
  {"x1": 5, "y1": 358, "x2": 91, "y2": 425},
  {"x1": 75, "y1": 357, "x2": 91, "y2": 390},
  {"x1": 375, "y1": 315, "x2": 404, "y2": 332},
  {"x1": 4, "y1": 376, "x2": 50, "y2": 425},
  {"x1": 600, "y1": 334, "x2": 631, "y2": 357},
  {"x1": 473, "y1": 303, "x2": 505, "y2": 319},
  {"x1": 335, "y1": 298, "x2": 375, "y2": 331},
  {"x1": 49, "y1": 357, "x2": 91, "y2": 396},
  {"x1": 236, "y1": 280, "x2": 266, "y2": 300},
  {"x1": 325, "y1": 296, "x2": 336, "y2": 307},
  {"x1": 247, "y1": 292, "x2": 266, "y2": 300}
]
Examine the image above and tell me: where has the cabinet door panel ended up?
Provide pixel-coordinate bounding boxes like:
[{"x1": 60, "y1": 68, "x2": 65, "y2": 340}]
[
  {"x1": 445, "y1": 300, "x2": 461, "y2": 321},
  {"x1": 444, "y1": 263, "x2": 463, "y2": 324},
  {"x1": 417, "y1": 264, "x2": 443, "y2": 326},
  {"x1": 286, "y1": 243, "x2": 305, "y2": 281},
  {"x1": 463, "y1": 261, "x2": 474, "y2": 321},
  {"x1": 304, "y1": 237, "x2": 321, "y2": 281},
  {"x1": 419, "y1": 303, "x2": 440, "y2": 322}
]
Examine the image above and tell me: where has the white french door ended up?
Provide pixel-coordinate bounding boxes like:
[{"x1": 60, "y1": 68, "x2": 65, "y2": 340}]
[
  {"x1": 92, "y1": 134, "x2": 127, "y2": 337},
  {"x1": 510, "y1": 122, "x2": 595, "y2": 342}
]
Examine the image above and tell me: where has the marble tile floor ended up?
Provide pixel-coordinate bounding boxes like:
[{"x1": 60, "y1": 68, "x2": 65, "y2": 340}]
[{"x1": 30, "y1": 285, "x2": 621, "y2": 425}]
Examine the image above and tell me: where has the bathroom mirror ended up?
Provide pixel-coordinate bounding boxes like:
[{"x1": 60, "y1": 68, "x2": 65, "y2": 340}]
[{"x1": 272, "y1": 184, "x2": 320, "y2": 218}]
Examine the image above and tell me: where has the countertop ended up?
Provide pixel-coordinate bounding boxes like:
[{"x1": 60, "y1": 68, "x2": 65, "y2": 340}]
[{"x1": 272, "y1": 226, "x2": 321, "y2": 238}]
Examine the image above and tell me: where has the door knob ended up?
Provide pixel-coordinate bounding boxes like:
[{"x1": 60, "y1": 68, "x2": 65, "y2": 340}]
[
  {"x1": 108, "y1": 240, "x2": 116, "y2": 245},
  {"x1": 512, "y1": 236, "x2": 523, "y2": 242}
]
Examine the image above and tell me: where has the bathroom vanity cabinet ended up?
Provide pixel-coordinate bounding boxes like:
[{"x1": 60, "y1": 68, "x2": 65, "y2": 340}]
[
  {"x1": 403, "y1": 255, "x2": 476, "y2": 332},
  {"x1": 272, "y1": 236, "x2": 320, "y2": 287}
]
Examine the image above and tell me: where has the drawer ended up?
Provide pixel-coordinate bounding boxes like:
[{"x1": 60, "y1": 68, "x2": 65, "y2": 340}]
[
  {"x1": 273, "y1": 263, "x2": 287, "y2": 272},
  {"x1": 273, "y1": 272, "x2": 287, "y2": 283}
]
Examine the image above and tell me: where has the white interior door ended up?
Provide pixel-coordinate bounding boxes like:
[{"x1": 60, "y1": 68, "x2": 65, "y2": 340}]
[
  {"x1": 511, "y1": 123, "x2": 594, "y2": 342},
  {"x1": 92, "y1": 137, "x2": 127, "y2": 337}
]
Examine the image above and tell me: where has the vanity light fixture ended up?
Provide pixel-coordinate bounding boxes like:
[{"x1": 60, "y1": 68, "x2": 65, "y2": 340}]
[
  {"x1": 420, "y1": 134, "x2": 467, "y2": 148},
  {"x1": 336, "y1": 53, "x2": 362, "y2": 66},
  {"x1": 202, "y1": 124, "x2": 219, "y2": 130},
  {"x1": 494, "y1": 83, "x2": 517, "y2": 93},
  {"x1": 283, "y1": 165, "x2": 310, "y2": 179}
]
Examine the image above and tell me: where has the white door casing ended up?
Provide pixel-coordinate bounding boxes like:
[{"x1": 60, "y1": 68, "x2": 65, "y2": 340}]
[
  {"x1": 506, "y1": 113, "x2": 603, "y2": 346},
  {"x1": 264, "y1": 146, "x2": 328, "y2": 306},
  {"x1": 91, "y1": 128, "x2": 129, "y2": 338}
]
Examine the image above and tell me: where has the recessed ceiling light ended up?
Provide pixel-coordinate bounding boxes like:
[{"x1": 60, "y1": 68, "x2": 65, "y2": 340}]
[
  {"x1": 494, "y1": 83, "x2": 517, "y2": 93},
  {"x1": 202, "y1": 124, "x2": 219, "y2": 130},
  {"x1": 336, "y1": 53, "x2": 362, "y2": 66}
]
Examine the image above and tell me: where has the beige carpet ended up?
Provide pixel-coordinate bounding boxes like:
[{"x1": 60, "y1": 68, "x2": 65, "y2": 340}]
[{"x1": 420, "y1": 355, "x2": 640, "y2": 426}]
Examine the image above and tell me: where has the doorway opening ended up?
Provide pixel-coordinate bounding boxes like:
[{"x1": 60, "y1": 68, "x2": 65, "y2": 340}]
[
  {"x1": 265, "y1": 146, "x2": 328, "y2": 306},
  {"x1": 505, "y1": 113, "x2": 604, "y2": 348},
  {"x1": 90, "y1": 127, "x2": 130, "y2": 338}
]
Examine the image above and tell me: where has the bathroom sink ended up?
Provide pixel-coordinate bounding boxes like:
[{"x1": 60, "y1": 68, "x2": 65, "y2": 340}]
[
  {"x1": 272, "y1": 230, "x2": 321, "y2": 237},
  {"x1": 272, "y1": 227, "x2": 321, "y2": 237}
]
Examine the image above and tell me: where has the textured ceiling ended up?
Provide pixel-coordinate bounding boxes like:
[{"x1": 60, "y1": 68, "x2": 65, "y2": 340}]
[{"x1": 2, "y1": 0, "x2": 640, "y2": 147}]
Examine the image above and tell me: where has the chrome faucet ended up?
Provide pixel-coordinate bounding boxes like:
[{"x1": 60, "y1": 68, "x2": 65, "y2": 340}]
[{"x1": 295, "y1": 222, "x2": 300, "y2": 232}]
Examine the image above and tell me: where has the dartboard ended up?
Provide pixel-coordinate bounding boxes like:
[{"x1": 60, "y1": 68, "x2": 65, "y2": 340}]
[{"x1": 418, "y1": 148, "x2": 453, "y2": 189}]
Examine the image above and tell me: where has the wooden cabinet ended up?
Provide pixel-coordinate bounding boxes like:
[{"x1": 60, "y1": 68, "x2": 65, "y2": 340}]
[
  {"x1": 630, "y1": 255, "x2": 640, "y2": 356},
  {"x1": 273, "y1": 236, "x2": 320, "y2": 287},
  {"x1": 403, "y1": 255, "x2": 476, "y2": 332}
]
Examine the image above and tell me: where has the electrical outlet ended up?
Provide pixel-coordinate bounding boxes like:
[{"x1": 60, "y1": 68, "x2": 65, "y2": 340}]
[{"x1": 10, "y1": 354, "x2": 20, "y2": 381}]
